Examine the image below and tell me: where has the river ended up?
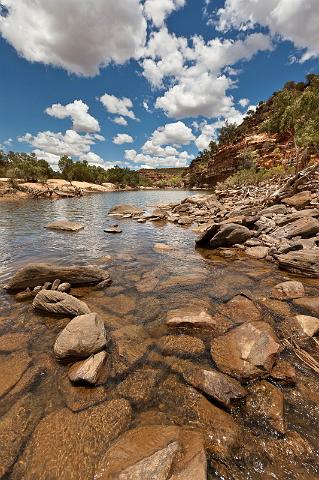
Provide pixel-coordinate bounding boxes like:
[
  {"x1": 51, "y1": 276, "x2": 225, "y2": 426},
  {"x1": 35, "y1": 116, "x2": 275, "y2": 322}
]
[{"x1": 0, "y1": 190, "x2": 318, "y2": 479}]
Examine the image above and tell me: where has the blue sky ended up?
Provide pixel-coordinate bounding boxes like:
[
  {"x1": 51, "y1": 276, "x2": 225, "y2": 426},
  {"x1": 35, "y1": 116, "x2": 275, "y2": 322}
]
[{"x1": 0, "y1": 0, "x2": 318, "y2": 170}]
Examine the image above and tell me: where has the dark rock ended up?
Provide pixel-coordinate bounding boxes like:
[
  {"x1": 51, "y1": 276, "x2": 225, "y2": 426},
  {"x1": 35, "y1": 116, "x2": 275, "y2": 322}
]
[
  {"x1": 270, "y1": 360, "x2": 296, "y2": 384},
  {"x1": 195, "y1": 223, "x2": 220, "y2": 246},
  {"x1": 210, "y1": 223, "x2": 252, "y2": 248},
  {"x1": 4, "y1": 263, "x2": 111, "y2": 291},
  {"x1": 104, "y1": 227, "x2": 122, "y2": 233}
]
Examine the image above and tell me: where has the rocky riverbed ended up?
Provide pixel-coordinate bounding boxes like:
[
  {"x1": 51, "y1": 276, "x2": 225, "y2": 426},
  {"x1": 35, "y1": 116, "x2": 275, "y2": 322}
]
[{"x1": 0, "y1": 184, "x2": 319, "y2": 479}]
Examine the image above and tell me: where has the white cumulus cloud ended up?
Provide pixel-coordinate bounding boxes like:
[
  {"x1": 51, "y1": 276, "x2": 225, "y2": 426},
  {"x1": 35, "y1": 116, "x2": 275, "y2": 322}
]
[
  {"x1": 112, "y1": 116, "x2": 128, "y2": 126},
  {"x1": 0, "y1": 0, "x2": 147, "y2": 76},
  {"x1": 46, "y1": 100, "x2": 100, "y2": 133},
  {"x1": 113, "y1": 134, "x2": 134, "y2": 145},
  {"x1": 144, "y1": 0, "x2": 186, "y2": 27},
  {"x1": 147, "y1": 121, "x2": 195, "y2": 146},
  {"x1": 100, "y1": 93, "x2": 137, "y2": 120},
  {"x1": 217, "y1": 0, "x2": 319, "y2": 61}
]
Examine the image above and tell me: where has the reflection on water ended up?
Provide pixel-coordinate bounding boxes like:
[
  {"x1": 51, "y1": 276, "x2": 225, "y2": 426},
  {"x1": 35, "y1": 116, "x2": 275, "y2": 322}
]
[{"x1": 0, "y1": 191, "x2": 319, "y2": 479}]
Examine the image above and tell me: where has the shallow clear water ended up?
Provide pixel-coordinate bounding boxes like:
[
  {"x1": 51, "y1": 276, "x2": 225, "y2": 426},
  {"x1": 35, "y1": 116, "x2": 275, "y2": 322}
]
[{"x1": 0, "y1": 191, "x2": 319, "y2": 479}]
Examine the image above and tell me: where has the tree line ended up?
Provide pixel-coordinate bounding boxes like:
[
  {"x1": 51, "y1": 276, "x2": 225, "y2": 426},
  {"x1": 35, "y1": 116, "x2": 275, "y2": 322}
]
[{"x1": 0, "y1": 151, "x2": 150, "y2": 187}]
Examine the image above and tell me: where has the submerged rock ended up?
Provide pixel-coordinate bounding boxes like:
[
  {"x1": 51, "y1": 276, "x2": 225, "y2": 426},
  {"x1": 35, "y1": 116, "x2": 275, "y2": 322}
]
[
  {"x1": 217, "y1": 294, "x2": 261, "y2": 325},
  {"x1": 33, "y1": 290, "x2": 90, "y2": 316},
  {"x1": 211, "y1": 321, "x2": 282, "y2": 380},
  {"x1": 104, "y1": 226, "x2": 122, "y2": 233},
  {"x1": 110, "y1": 368, "x2": 161, "y2": 405},
  {"x1": 54, "y1": 312, "x2": 106, "y2": 360},
  {"x1": 0, "y1": 351, "x2": 31, "y2": 398},
  {"x1": 158, "y1": 334, "x2": 205, "y2": 357},
  {"x1": 68, "y1": 351, "x2": 108, "y2": 385},
  {"x1": 45, "y1": 220, "x2": 84, "y2": 232},
  {"x1": 0, "y1": 394, "x2": 43, "y2": 478},
  {"x1": 246, "y1": 380, "x2": 285, "y2": 434},
  {"x1": 11, "y1": 399, "x2": 132, "y2": 480},
  {"x1": 166, "y1": 307, "x2": 216, "y2": 329},
  {"x1": 4, "y1": 262, "x2": 111, "y2": 291},
  {"x1": 95, "y1": 425, "x2": 206, "y2": 480},
  {"x1": 109, "y1": 204, "x2": 144, "y2": 216}
]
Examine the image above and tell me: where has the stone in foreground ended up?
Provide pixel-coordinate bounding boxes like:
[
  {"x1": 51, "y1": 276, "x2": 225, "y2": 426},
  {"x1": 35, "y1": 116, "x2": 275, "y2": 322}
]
[
  {"x1": 271, "y1": 281, "x2": 305, "y2": 300},
  {"x1": 68, "y1": 351, "x2": 108, "y2": 384},
  {"x1": 33, "y1": 290, "x2": 90, "y2": 316},
  {"x1": 295, "y1": 314, "x2": 319, "y2": 336},
  {"x1": 54, "y1": 313, "x2": 106, "y2": 360},
  {"x1": 209, "y1": 223, "x2": 252, "y2": 248},
  {"x1": 11, "y1": 400, "x2": 131, "y2": 480},
  {"x1": 4, "y1": 263, "x2": 111, "y2": 291},
  {"x1": 166, "y1": 307, "x2": 216, "y2": 329},
  {"x1": 45, "y1": 220, "x2": 84, "y2": 232},
  {"x1": 211, "y1": 321, "x2": 282, "y2": 380},
  {"x1": 95, "y1": 425, "x2": 206, "y2": 480}
]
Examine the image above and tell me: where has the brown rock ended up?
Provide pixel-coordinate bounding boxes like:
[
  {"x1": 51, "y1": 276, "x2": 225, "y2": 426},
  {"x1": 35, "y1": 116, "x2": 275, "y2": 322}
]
[
  {"x1": 245, "y1": 246, "x2": 269, "y2": 259},
  {"x1": 58, "y1": 375, "x2": 108, "y2": 412},
  {"x1": 0, "y1": 332, "x2": 30, "y2": 352},
  {"x1": 102, "y1": 293, "x2": 136, "y2": 315},
  {"x1": 275, "y1": 217, "x2": 319, "y2": 239},
  {"x1": 283, "y1": 191, "x2": 312, "y2": 208},
  {"x1": 11, "y1": 399, "x2": 132, "y2": 480},
  {"x1": 195, "y1": 223, "x2": 220, "y2": 246},
  {"x1": 246, "y1": 381, "x2": 285, "y2": 434},
  {"x1": 270, "y1": 360, "x2": 296, "y2": 384},
  {"x1": 54, "y1": 312, "x2": 106, "y2": 360},
  {"x1": 33, "y1": 290, "x2": 90, "y2": 316},
  {"x1": 111, "y1": 324, "x2": 152, "y2": 376},
  {"x1": 0, "y1": 351, "x2": 31, "y2": 398},
  {"x1": 166, "y1": 307, "x2": 216, "y2": 329},
  {"x1": 159, "y1": 376, "x2": 240, "y2": 459},
  {"x1": 211, "y1": 321, "x2": 282, "y2": 380},
  {"x1": 184, "y1": 367, "x2": 247, "y2": 409},
  {"x1": 109, "y1": 204, "x2": 144, "y2": 216},
  {"x1": 94, "y1": 425, "x2": 206, "y2": 480},
  {"x1": 45, "y1": 220, "x2": 84, "y2": 231},
  {"x1": 0, "y1": 394, "x2": 43, "y2": 478},
  {"x1": 295, "y1": 314, "x2": 319, "y2": 336},
  {"x1": 68, "y1": 351, "x2": 108, "y2": 385},
  {"x1": 277, "y1": 250, "x2": 319, "y2": 277},
  {"x1": 159, "y1": 274, "x2": 206, "y2": 290},
  {"x1": 293, "y1": 297, "x2": 319, "y2": 316},
  {"x1": 110, "y1": 368, "x2": 161, "y2": 405},
  {"x1": 158, "y1": 334, "x2": 205, "y2": 357},
  {"x1": 218, "y1": 295, "x2": 261, "y2": 325},
  {"x1": 4, "y1": 262, "x2": 110, "y2": 291},
  {"x1": 271, "y1": 280, "x2": 305, "y2": 299}
]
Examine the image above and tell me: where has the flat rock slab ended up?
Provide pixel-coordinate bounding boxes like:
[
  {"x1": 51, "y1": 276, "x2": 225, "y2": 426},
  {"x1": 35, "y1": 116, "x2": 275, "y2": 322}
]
[
  {"x1": 33, "y1": 290, "x2": 90, "y2": 317},
  {"x1": 218, "y1": 295, "x2": 261, "y2": 325},
  {"x1": 158, "y1": 335, "x2": 205, "y2": 357},
  {"x1": 110, "y1": 368, "x2": 161, "y2": 405},
  {"x1": 0, "y1": 394, "x2": 43, "y2": 478},
  {"x1": 293, "y1": 297, "x2": 319, "y2": 316},
  {"x1": 166, "y1": 307, "x2": 216, "y2": 329},
  {"x1": 0, "y1": 351, "x2": 31, "y2": 398},
  {"x1": 245, "y1": 246, "x2": 269, "y2": 259},
  {"x1": 11, "y1": 399, "x2": 132, "y2": 480},
  {"x1": 54, "y1": 313, "x2": 106, "y2": 360},
  {"x1": 0, "y1": 332, "x2": 30, "y2": 352},
  {"x1": 4, "y1": 263, "x2": 111, "y2": 291},
  {"x1": 211, "y1": 321, "x2": 282, "y2": 380},
  {"x1": 104, "y1": 227, "x2": 122, "y2": 233},
  {"x1": 95, "y1": 425, "x2": 206, "y2": 480},
  {"x1": 274, "y1": 217, "x2": 319, "y2": 239},
  {"x1": 277, "y1": 250, "x2": 319, "y2": 278},
  {"x1": 45, "y1": 220, "x2": 84, "y2": 232},
  {"x1": 102, "y1": 294, "x2": 136, "y2": 315},
  {"x1": 109, "y1": 204, "x2": 144, "y2": 216}
]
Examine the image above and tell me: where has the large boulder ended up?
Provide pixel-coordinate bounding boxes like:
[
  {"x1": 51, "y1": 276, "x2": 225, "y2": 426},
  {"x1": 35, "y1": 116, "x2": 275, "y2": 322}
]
[
  {"x1": 195, "y1": 223, "x2": 220, "y2": 246},
  {"x1": 282, "y1": 191, "x2": 312, "y2": 208},
  {"x1": 45, "y1": 220, "x2": 84, "y2": 232},
  {"x1": 211, "y1": 321, "x2": 282, "y2": 380},
  {"x1": 95, "y1": 425, "x2": 206, "y2": 480},
  {"x1": 277, "y1": 250, "x2": 319, "y2": 278},
  {"x1": 209, "y1": 223, "x2": 252, "y2": 248},
  {"x1": 4, "y1": 263, "x2": 111, "y2": 291},
  {"x1": 54, "y1": 313, "x2": 106, "y2": 360},
  {"x1": 274, "y1": 217, "x2": 319, "y2": 239},
  {"x1": 33, "y1": 290, "x2": 90, "y2": 316},
  {"x1": 11, "y1": 400, "x2": 132, "y2": 480},
  {"x1": 108, "y1": 204, "x2": 144, "y2": 216}
]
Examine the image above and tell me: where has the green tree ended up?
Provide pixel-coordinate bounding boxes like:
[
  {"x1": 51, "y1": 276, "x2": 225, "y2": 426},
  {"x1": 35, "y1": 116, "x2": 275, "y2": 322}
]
[{"x1": 218, "y1": 121, "x2": 238, "y2": 146}]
